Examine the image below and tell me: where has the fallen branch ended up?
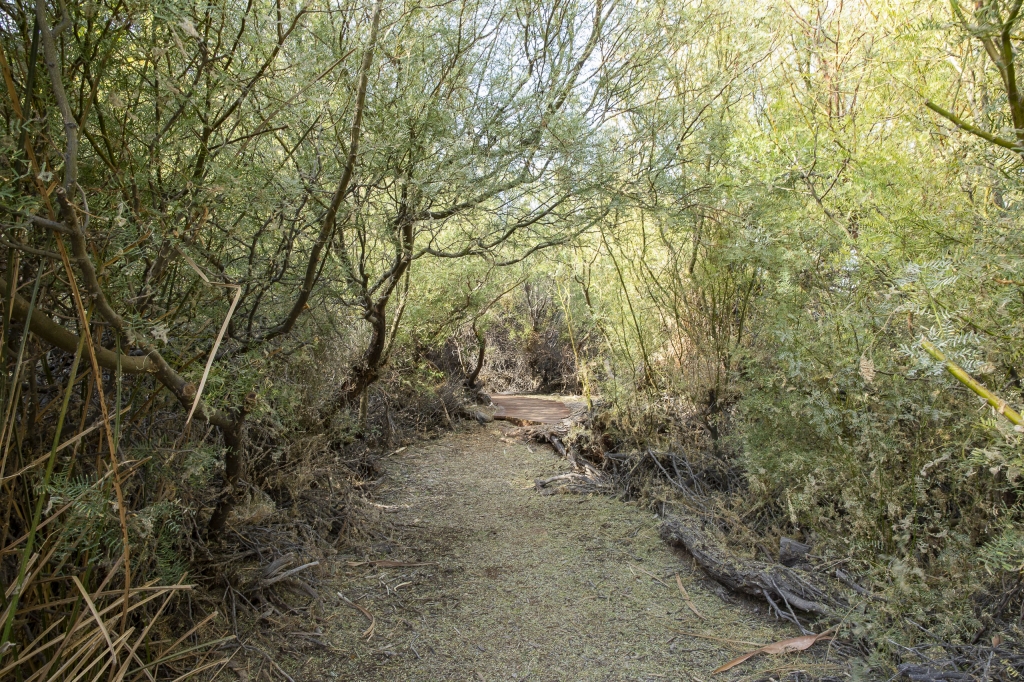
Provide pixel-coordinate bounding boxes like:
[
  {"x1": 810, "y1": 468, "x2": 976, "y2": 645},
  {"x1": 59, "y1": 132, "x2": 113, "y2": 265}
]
[
  {"x1": 836, "y1": 568, "x2": 886, "y2": 602},
  {"x1": 249, "y1": 554, "x2": 321, "y2": 602},
  {"x1": 533, "y1": 471, "x2": 609, "y2": 495},
  {"x1": 897, "y1": 663, "x2": 974, "y2": 681},
  {"x1": 260, "y1": 562, "x2": 319, "y2": 587},
  {"x1": 669, "y1": 630, "x2": 764, "y2": 648},
  {"x1": 261, "y1": 554, "x2": 295, "y2": 578},
  {"x1": 345, "y1": 560, "x2": 435, "y2": 568},
  {"x1": 660, "y1": 517, "x2": 834, "y2": 616},
  {"x1": 511, "y1": 417, "x2": 612, "y2": 495}
]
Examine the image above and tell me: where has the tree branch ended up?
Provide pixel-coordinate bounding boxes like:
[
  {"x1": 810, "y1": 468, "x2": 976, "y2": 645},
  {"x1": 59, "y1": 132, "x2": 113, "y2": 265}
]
[
  {"x1": 261, "y1": 1, "x2": 381, "y2": 342},
  {"x1": 925, "y1": 100, "x2": 1023, "y2": 155},
  {"x1": 0, "y1": 273, "x2": 236, "y2": 429},
  {"x1": 36, "y1": 0, "x2": 78, "y2": 191}
]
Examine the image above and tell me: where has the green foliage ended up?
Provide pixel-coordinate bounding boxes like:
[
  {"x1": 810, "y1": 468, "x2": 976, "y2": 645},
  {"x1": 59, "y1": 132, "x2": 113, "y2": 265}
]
[
  {"x1": 528, "y1": 0, "x2": 1024, "y2": 666},
  {"x1": 981, "y1": 523, "x2": 1024, "y2": 574},
  {"x1": 44, "y1": 472, "x2": 124, "y2": 565}
]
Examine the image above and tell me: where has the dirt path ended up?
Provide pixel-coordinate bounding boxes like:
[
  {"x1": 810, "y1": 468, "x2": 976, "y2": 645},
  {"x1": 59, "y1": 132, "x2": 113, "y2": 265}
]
[
  {"x1": 306, "y1": 423, "x2": 794, "y2": 681},
  {"x1": 490, "y1": 395, "x2": 570, "y2": 423}
]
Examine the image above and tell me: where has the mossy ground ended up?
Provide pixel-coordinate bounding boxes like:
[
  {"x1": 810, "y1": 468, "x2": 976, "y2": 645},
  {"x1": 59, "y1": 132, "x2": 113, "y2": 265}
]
[{"x1": 296, "y1": 423, "x2": 837, "y2": 681}]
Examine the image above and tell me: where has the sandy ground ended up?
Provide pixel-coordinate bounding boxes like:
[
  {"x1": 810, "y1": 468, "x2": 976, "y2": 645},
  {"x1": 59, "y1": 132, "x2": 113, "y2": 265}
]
[{"x1": 301, "y1": 423, "x2": 803, "y2": 682}]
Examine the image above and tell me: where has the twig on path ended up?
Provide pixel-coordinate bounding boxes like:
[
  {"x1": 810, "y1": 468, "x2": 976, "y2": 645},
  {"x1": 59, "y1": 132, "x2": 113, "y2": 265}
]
[
  {"x1": 260, "y1": 561, "x2": 319, "y2": 587},
  {"x1": 629, "y1": 563, "x2": 670, "y2": 588},
  {"x1": 239, "y1": 642, "x2": 295, "y2": 682},
  {"x1": 669, "y1": 629, "x2": 765, "y2": 648},
  {"x1": 676, "y1": 574, "x2": 706, "y2": 620},
  {"x1": 337, "y1": 591, "x2": 375, "y2": 639}
]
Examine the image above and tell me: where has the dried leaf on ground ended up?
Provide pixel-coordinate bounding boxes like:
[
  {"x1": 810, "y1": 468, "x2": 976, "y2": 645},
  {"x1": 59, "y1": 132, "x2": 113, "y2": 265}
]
[
  {"x1": 676, "y1": 573, "x2": 706, "y2": 619},
  {"x1": 712, "y1": 630, "x2": 833, "y2": 674}
]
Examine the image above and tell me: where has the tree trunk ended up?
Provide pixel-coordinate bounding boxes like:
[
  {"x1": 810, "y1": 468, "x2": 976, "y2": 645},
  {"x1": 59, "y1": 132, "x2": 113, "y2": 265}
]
[
  {"x1": 358, "y1": 388, "x2": 369, "y2": 432},
  {"x1": 320, "y1": 299, "x2": 389, "y2": 426},
  {"x1": 346, "y1": 299, "x2": 388, "y2": 403},
  {"x1": 466, "y1": 323, "x2": 486, "y2": 389},
  {"x1": 206, "y1": 410, "x2": 246, "y2": 539}
]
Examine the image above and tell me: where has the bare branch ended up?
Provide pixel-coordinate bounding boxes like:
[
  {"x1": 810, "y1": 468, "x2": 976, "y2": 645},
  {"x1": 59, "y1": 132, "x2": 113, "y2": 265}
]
[{"x1": 36, "y1": 0, "x2": 79, "y2": 191}]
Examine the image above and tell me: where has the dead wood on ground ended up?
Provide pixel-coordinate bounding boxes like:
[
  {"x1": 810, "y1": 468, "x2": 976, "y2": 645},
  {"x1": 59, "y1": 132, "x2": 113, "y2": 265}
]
[
  {"x1": 660, "y1": 517, "x2": 837, "y2": 622},
  {"x1": 509, "y1": 403, "x2": 611, "y2": 495}
]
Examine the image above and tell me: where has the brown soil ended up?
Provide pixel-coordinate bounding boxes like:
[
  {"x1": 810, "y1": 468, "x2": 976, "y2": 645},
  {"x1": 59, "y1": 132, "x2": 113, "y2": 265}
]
[
  {"x1": 491, "y1": 395, "x2": 571, "y2": 423},
  {"x1": 300, "y1": 424, "x2": 811, "y2": 681}
]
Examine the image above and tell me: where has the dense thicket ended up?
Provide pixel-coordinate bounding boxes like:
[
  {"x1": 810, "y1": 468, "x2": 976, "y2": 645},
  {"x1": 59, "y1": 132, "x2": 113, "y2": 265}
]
[
  {"x1": 554, "y1": 0, "x2": 1024, "y2": 669},
  {"x1": 2, "y1": 0, "x2": 1024, "y2": 678}
]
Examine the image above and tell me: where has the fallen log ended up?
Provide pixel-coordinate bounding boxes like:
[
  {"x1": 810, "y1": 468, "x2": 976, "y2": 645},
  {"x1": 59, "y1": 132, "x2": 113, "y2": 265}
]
[
  {"x1": 511, "y1": 424, "x2": 576, "y2": 464},
  {"x1": 660, "y1": 517, "x2": 834, "y2": 616},
  {"x1": 507, "y1": 406, "x2": 614, "y2": 495},
  {"x1": 779, "y1": 536, "x2": 811, "y2": 566}
]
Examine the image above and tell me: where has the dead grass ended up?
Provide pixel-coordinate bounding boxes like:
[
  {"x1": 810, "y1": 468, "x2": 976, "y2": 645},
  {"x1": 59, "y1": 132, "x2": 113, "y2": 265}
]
[{"x1": 272, "y1": 423, "x2": 836, "y2": 681}]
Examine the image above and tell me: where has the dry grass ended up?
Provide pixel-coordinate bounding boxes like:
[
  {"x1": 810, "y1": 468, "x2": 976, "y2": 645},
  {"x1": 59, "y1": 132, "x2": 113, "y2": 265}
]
[{"x1": 0, "y1": 564, "x2": 228, "y2": 681}]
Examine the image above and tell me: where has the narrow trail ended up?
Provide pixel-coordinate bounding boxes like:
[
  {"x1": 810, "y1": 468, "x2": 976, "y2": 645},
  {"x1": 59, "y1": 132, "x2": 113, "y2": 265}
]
[
  {"x1": 490, "y1": 394, "x2": 570, "y2": 423},
  {"x1": 308, "y1": 416, "x2": 793, "y2": 681}
]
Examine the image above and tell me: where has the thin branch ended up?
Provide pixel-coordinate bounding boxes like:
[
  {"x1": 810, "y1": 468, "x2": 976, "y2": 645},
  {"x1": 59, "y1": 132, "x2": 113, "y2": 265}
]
[
  {"x1": 36, "y1": 0, "x2": 78, "y2": 191},
  {"x1": 261, "y1": 1, "x2": 381, "y2": 342},
  {"x1": 0, "y1": 238, "x2": 60, "y2": 260},
  {"x1": 925, "y1": 100, "x2": 1023, "y2": 154}
]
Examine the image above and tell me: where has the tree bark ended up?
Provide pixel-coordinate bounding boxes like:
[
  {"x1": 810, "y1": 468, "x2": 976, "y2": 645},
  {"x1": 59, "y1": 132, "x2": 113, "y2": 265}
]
[
  {"x1": 206, "y1": 405, "x2": 247, "y2": 538},
  {"x1": 342, "y1": 298, "x2": 389, "y2": 405},
  {"x1": 466, "y1": 321, "x2": 486, "y2": 389}
]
